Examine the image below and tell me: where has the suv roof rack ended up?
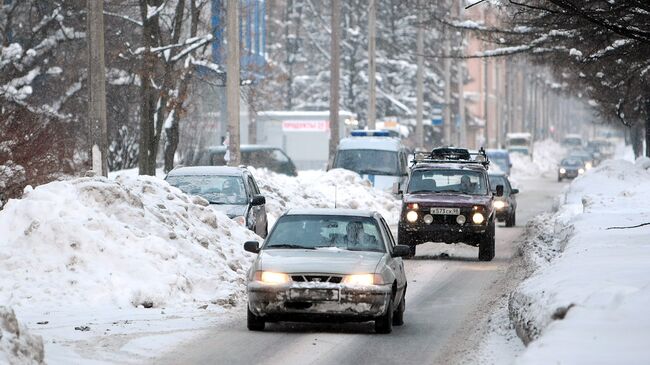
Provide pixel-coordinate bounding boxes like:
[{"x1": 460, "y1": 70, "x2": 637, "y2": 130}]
[{"x1": 412, "y1": 147, "x2": 490, "y2": 169}]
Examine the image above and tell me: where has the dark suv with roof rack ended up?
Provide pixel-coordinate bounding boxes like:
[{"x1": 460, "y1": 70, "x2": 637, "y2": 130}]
[{"x1": 394, "y1": 148, "x2": 504, "y2": 261}]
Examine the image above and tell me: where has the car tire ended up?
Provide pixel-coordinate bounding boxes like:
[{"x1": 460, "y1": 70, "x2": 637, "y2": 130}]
[
  {"x1": 247, "y1": 306, "x2": 265, "y2": 331},
  {"x1": 558, "y1": 175, "x2": 562, "y2": 182},
  {"x1": 505, "y1": 211, "x2": 515, "y2": 227},
  {"x1": 405, "y1": 245, "x2": 416, "y2": 259},
  {"x1": 392, "y1": 289, "x2": 405, "y2": 326},
  {"x1": 375, "y1": 298, "x2": 394, "y2": 334},
  {"x1": 478, "y1": 221, "x2": 495, "y2": 261}
]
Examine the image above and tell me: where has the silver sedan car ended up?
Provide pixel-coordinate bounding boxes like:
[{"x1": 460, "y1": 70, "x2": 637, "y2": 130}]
[{"x1": 244, "y1": 209, "x2": 410, "y2": 334}]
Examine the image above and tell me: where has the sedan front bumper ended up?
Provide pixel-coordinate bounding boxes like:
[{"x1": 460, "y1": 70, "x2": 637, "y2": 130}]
[{"x1": 247, "y1": 281, "x2": 392, "y2": 321}]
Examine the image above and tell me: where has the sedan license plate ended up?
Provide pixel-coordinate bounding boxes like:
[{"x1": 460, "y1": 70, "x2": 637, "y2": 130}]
[
  {"x1": 430, "y1": 207, "x2": 460, "y2": 215},
  {"x1": 290, "y1": 288, "x2": 339, "y2": 301}
]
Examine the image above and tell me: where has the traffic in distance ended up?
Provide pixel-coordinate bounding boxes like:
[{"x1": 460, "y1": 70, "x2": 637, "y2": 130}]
[{"x1": 165, "y1": 129, "x2": 608, "y2": 333}]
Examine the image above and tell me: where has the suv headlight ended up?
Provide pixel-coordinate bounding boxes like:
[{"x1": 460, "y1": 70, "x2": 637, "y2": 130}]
[
  {"x1": 472, "y1": 212, "x2": 485, "y2": 224},
  {"x1": 406, "y1": 210, "x2": 418, "y2": 223}
]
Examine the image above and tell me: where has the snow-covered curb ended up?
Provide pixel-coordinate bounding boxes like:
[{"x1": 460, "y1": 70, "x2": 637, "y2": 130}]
[
  {"x1": 0, "y1": 306, "x2": 44, "y2": 365},
  {"x1": 508, "y1": 158, "x2": 650, "y2": 363}
]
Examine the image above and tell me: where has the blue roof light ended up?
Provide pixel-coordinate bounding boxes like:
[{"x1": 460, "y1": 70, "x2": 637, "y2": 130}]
[{"x1": 350, "y1": 130, "x2": 390, "y2": 137}]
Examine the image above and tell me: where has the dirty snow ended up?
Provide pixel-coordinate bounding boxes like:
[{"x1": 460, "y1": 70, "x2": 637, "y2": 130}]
[
  {"x1": 509, "y1": 158, "x2": 650, "y2": 364},
  {"x1": 509, "y1": 139, "x2": 565, "y2": 180},
  {"x1": 0, "y1": 307, "x2": 44, "y2": 365}
]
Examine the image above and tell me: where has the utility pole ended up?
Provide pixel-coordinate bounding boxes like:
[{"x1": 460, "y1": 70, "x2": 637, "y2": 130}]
[
  {"x1": 482, "y1": 58, "x2": 489, "y2": 148},
  {"x1": 495, "y1": 60, "x2": 502, "y2": 148},
  {"x1": 328, "y1": 0, "x2": 341, "y2": 166},
  {"x1": 87, "y1": 0, "x2": 108, "y2": 176},
  {"x1": 456, "y1": 0, "x2": 466, "y2": 147},
  {"x1": 415, "y1": 0, "x2": 424, "y2": 148},
  {"x1": 226, "y1": 0, "x2": 240, "y2": 166},
  {"x1": 367, "y1": 0, "x2": 376, "y2": 129}
]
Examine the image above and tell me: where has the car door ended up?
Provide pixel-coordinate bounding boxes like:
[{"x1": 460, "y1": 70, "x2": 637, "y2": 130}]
[
  {"x1": 246, "y1": 173, "x2": 267, "y2": 237},
  {"x1": 379, "y1": 217, "x2": 406, "y2": 296}
]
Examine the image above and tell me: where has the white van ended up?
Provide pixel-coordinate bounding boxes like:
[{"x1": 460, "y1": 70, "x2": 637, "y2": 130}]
[{"x1": 332, "y1": 130, "x2": 409, "y2": 190}]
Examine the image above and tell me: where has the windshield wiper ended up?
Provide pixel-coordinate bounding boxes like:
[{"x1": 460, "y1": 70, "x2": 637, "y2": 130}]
[
  {"x1": 266, "y1": 244, "x2": 314, "y2": 250},
  {"x1": 408, "y1": 190, "x2": 437, "y2": 194},
  {"x1": 358, "y1": 169, "x2": 393, "y2": 176},
  {"x1": 207, "y1": 201, "x2": 226, "y2": 205}
]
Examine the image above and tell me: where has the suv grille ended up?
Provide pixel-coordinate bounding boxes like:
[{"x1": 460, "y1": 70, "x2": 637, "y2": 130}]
[{"x1": 291, "y1": 275, "x2": 343, "y2": 284}]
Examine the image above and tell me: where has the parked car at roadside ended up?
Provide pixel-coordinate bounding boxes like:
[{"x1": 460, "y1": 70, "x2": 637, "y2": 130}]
[
  {"x1": 166, "y1": 166, "x2": 268, "y2": 237},
  {"x1": 243, "y1": 208, "x2": 409, "y2": 334},
  {"x1": 488, "y1": 173, "x2": 518, "y2": 227},
  {"x1": 187, "y1": 145, "x2": 298, "y2": 176}
]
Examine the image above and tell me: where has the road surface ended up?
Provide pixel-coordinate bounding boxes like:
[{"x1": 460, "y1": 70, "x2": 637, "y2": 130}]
[{"x1": 155, "y1": 176, "x2": 564, "y2": 365}]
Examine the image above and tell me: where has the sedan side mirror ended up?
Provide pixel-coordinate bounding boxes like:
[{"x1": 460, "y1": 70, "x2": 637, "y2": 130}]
[
  {"x1": 392, "y1": 245, "x2": 411, "y2": 258},
  {"x1": 251, "y1": 195, "x2": 266, "y2": 206},
  {"x1": 244, "y1": 241, "x2": 260, "y2": 254},
  {"x1": 392, "y1": 182, "x2": 402, "y2": 195},
  {"x1": 496, "y1": 185, "x2": 504, "y2": 197},
  {"x1": 511, "y1": 188, "x2": 519, "y2": 194}
]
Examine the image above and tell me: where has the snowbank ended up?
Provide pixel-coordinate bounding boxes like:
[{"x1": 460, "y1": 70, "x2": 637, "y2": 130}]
[
  {"x1": 509, "y1": 158, "x2": 650, "y2": 364},
  {"x1": 249, "y1": 167, "x2": 401, "y2": 227},
  {"x1": 0, "y1": 175, "x2": 257, "y2": 311},
  {"x1": 510, "y1": 139, "x2": 565, "y2": 180},
  {"x1": 0, "y1": 306, "x2": 44, "y2": 365}
]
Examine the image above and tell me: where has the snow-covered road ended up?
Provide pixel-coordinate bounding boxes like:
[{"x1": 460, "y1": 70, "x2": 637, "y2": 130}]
[{"x1": 153, "y1": 175, "x2": 565, "y2": 365}]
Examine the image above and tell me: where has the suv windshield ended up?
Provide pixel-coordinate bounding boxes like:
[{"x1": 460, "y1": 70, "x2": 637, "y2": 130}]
[
  {"x1": 408, "y1": 169, "x2": 488, "y2": 195},
  {"x1": 166, "y1": 175, "x2": 247, "y2": 205},
  {"x1": 334, "y1": 149, "x2": 399, "y2": 176},
  {"x1": 561, "y1": 158, "x2": 583, "y2": 167},
  {"x1": 265, "y1": 215, "x2": 385, "y2": 253}
]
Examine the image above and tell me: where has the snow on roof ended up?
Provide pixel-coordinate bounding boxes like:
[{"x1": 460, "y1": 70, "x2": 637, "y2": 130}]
[
  {"x1": 258, "y1": 110, "x2": 356, "y2": 118},
  {"x1": 285, "y1": 208, "x2": 376, "y2": 217},
  {"x1": 506, "y1": 132, "x2": 532, "y2": 139},
  {"x1": 338, "y1": 137, "x2": 403, "y2": 151},
  {"x1": 166, "y1": 166, "x2": 245, "y2": 176}
]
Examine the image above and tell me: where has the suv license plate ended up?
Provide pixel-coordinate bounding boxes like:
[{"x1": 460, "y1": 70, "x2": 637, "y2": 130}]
[{"x1": 430, "y1": 207, "x2": 460, "y2": 215}]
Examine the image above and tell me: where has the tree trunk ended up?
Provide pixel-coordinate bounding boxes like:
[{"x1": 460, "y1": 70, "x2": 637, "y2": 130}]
[
  {"x1": 164, "y1": 119, "x2": 179, "y2": 173},
  {"x1": 646, "y1": 96, "x2": 650, "y2": 157},
  {"x1": 631, "y1": 122, "x2": 643, "y2": 159}
]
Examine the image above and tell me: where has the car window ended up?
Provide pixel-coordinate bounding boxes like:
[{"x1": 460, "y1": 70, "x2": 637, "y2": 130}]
[
  {"x1": 247, "y1": 175, "x2": 260, "y2": 195},
  {"x1": 166, "y1": 174, "x2": 247, "y2": 205},
  {"x1": 408, "y1": 169, "x2": 488, "y2": 195},
  {"x1": 265, "y1": 215, "x2": 385, "y2": 253},
  {"x1": 333, "y1": 149, "x2": 400, "y2": 176}
]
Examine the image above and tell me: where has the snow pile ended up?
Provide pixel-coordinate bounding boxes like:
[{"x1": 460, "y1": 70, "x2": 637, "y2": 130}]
[
  {"x1": 0, "y1": 306, "x2": 44, "y2": 365},
  {"x1": 509, "y1": 158, "x2": 650, "y2": 364},
  {"x1": 510, "y1": 139, "x2": 565, "y2": 179},
  {"x1": 0, "y1": 175, "x2": 258, "y2": 311},
  {"x1": 249, "y1": 168, "x2": 401, "y2": 226}
]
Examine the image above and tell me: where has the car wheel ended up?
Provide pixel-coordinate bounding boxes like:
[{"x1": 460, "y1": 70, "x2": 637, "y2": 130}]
[
  {"x1": 392, "y1": 289, "x2": 405, "y2": 326},
  {"x1": 478, "y1": 221, "x2": 495, "y2": 261},
  {"x1": 247, "y1": 306, "x2": 265, "y2": 331},
  {"x1": 505, "y1": 211, "x2": 515, "y2": 227},
  {"x1": 558, "y1": 175, "x2": 562, "y2": 182},
  {"x1": 375, "y1": 298, "x2": 394, "y2": 334}
]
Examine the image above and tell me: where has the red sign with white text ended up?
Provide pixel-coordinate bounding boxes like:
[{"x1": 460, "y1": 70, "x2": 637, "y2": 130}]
[{"x1": 281, "y1": 120, "x2": 330, "y2": 132}]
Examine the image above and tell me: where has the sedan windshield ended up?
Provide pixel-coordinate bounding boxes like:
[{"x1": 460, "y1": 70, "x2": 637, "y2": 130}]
[
  {"x1": 334, "y1": 149, "x2": 399, "y2": 176},
  {"x1": 265, "y1": 215, "x2": 385, "y2": 253},
  {"x1": 408, "y1": 169, "x2": 488, "y2": 195},
  {"x1": 166, "y1": 175, "x2": 247, "y2": 205},
  {"x1": 488, "y1": 175, "x2": 510, "y2": 193}
]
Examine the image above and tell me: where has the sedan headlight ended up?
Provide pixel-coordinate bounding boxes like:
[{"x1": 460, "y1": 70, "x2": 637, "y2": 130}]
[
  {"x1": 559, "y1": 168, "x2": 566, "y2": 174},
  {"x1": 585, "y1": 162, "x2": 592, "y2": 169},
  {"x1": 232, "y1": 215, "x2": 246, "y2": 226},
  {"x1": 342, "y1": 273, "x2": 382, "y2": 286},
  {"x1": 493, "y1": 200, "x2": 506, "y2": 210},
  {"x1": 406, "y1": 210, "x2": 418, "y2": 223},
  {"x1": 256, "y1": 271, "x2": 290, "y2": 285},
  {"x1": 578, "y1": 168, "x2": 585, "y2": 174},
  {"x1": 472, "y1": 212, "x2": 485, "y2": 224}
]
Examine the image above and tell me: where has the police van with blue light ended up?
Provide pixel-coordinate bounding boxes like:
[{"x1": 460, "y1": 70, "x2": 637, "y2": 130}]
[{"x1": 332, "y1": 130, "x2": 409, "y2": 191}]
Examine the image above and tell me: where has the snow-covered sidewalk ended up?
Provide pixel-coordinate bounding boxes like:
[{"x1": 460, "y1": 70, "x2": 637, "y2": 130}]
[{"x1": 509, "y1": 158, "x2": 650, "y2": 364}]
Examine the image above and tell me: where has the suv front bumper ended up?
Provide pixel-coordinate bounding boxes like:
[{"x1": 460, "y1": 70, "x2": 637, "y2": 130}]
[{"x1": 399, "y1": 221, "x2": 489, "y2": 245}]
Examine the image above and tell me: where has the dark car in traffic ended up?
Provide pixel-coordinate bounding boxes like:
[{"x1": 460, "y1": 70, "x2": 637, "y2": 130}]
[
  {"x1": 488, "y1": 173, "x2": 518, "y2": 227},
  {"x1": 395, "y1": 148, "x2": 503, "y2": 261},
  {"x1": 557, "y1": 157, "x2": 585, "y2": 181},
  {"x1": 186, "y1": 145, "x2": 298, "y2": 176},
  {"x1": 166, "y1": 166, "x2": 269, "y2": 237}
]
